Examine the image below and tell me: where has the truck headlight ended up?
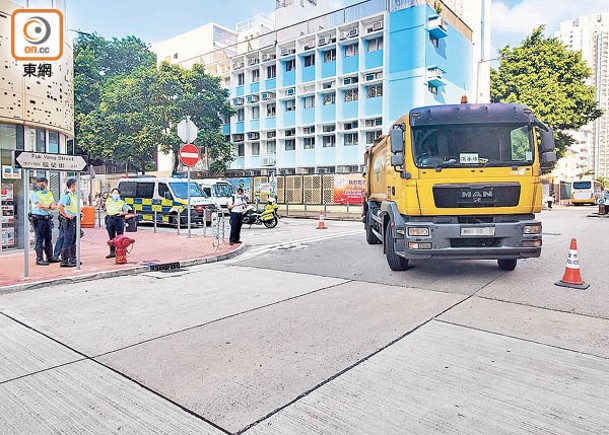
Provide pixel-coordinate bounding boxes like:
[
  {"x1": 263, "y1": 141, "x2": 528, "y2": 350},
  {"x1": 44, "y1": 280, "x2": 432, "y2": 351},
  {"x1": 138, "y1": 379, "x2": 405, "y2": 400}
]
[
  {"x1": 524, "y1": 224, "x2": 542, "y2": 234},
  {"x1": 408, "y1": 227, "x2": 430, "y2": 236}
]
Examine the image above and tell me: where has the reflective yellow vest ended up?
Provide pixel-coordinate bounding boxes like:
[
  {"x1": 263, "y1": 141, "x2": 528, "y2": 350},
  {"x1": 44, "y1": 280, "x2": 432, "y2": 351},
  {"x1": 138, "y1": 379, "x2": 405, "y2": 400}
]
[
  {"x1": 65, "y1": 191, "x2": 78, "y2": 215},
  {"x1": 106, "y1": 199, "x2": 125, "y2": 216}
]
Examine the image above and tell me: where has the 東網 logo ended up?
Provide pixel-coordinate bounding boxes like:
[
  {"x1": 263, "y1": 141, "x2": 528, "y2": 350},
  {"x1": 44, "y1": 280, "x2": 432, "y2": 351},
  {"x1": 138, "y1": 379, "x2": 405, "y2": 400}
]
[{"x1": 11, "y1": 9, "x2": 63, "y2": 61}]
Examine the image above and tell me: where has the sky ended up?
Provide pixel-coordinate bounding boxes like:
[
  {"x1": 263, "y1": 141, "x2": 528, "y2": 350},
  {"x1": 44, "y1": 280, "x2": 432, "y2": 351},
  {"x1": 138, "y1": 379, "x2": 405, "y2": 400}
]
[{"x1": 56, "y1": 0, "x2": 609, "y2": 53}]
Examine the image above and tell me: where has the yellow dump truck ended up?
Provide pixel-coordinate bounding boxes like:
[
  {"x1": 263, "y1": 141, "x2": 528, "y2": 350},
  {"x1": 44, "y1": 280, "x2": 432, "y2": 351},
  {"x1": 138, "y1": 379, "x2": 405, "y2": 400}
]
[{"x1": 363, "y1": 103, "x2": 557, "y2": 271}]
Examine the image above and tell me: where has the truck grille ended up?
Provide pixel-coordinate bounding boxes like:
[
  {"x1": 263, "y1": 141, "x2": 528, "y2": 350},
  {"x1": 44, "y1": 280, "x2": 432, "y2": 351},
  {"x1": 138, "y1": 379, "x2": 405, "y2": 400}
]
[{"x1": 433, "y1": 184, "x2": 520, "y2": 208}]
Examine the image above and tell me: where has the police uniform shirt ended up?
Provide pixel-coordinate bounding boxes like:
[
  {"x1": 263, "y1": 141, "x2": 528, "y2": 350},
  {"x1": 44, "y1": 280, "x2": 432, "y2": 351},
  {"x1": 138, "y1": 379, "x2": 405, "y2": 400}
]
[
  {"x1": 58, "y1": 191, "x2": 79, "y2": 217},
  {"x1": 229, "y1": 195, "x2": 246, "y2": 213},
  {"x1": 106, "y1": 198, "x2": 129, "y2": 216},
  {"x1": 30, "y1": 190, "x2": 55, "y2": 216}
]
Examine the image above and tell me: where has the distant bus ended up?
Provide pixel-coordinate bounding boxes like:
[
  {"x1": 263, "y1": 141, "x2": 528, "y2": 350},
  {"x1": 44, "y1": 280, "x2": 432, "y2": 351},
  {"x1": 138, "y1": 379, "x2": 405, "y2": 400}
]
[{"x1": 570, "y1": 180, "x2": 603, "y2": 205}]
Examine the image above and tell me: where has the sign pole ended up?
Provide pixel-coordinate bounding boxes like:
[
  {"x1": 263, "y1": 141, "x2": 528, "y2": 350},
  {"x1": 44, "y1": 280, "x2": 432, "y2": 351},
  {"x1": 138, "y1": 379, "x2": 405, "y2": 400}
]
[
  {"x1": 76, "y1": 172, "x2": 81, "y2": 271},
  {"x1": 22, "y1": 168, "x2": 29, "y2": 278},
  {"x1": 187, "y1": 166, "x2": 192, "y2": 238}
]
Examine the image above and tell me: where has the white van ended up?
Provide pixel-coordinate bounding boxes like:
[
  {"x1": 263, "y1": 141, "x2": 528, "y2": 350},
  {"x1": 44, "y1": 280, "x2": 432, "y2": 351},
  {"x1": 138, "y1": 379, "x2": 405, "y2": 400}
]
[
  {"x1": 117, "y1": 177, "x2": 217, "y2": 225},
  {"x1": 195, "y1": 179, "x2": 234, "y2": 208}
]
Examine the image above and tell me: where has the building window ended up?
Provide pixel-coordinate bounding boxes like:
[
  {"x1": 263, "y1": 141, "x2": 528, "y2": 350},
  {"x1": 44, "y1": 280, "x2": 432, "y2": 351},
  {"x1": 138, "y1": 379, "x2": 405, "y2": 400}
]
[
  {"x1": 367, "y1": 37, "x2": 383, "y2": 52},
  {"x1": 365, "y1": 117, "x2": 382, "y2": 127},
  {"x1": 344, "y1": 43, "x2": 358, "y2": 58},
  {"x1": 428, "y1": 84, "x2": 438, "y2": 95},
  {"x1": 366, "y1": 130, "x2": 382, "y2": 144},
  {"x1": 303, "y1": 96, "x2": 315, "y2": 109},
  {"x1": 66, "y1": 138, "x2": 74, "y2": 154},
  {"x1": 303, "y1": 54, "x2": 315, "y2": 67},
  {"x1": 237, "y1": 73, "x2": 245, "y2": 85},
  {"x1": 266, "y1": 141, "x2": 276, "y2": 154},
  {"x1": 267, "y1": 65, "x2": 276, "y2": 79},
  {"x1": 252, "y1": 69, "x2": 260, "y2": 82},
  {"x1": 323, "y1": 49, "x2": 336, "y2": 62},
  {"x1": 285, "y1": 139, "x2": 296, "y2": 151},
  {"x1": 344, "y1": 89, "x2": 358, "y2": 102},
  {"x1": 344, "y1": 121, "x2": 358, "y2": 130},
  {"x1": 367, "y1": 84, "x2": 383, "y2": 98},
  {"x1": 48, "y1": 131, "x2": 59, "y2": 153},
  {"x1": 251, "y1": 142, "x2": 260, "y2": 156},
  {"x1": 34, "y1": 128, "x2": 46, "y2": 152},
  {"x1": 322, "y1": 124, "x2": 335, "y2": 133},
  {"x1": 237, "y1": 109, "x2": 245, "y2": 122},
  {"x1": 237, "y1": 143, "x2": 245, "y2": 156},
  {"x1": 285, "y1": 128, "x2": 296, "y2": 137},
  {"x1": 285, "y1": 99, "x2": 296, "y2": 112},
  {"x1": 267, "y1": 103, "x2": 276, "y2": 117},
  {"x1": 430, "y1": 35, "x2": 439, "y2": 47},
  {"x1": 322, "y1": 135, "x2": 336, "y2": 147},
  {"x1": 322, "y1": 92, "x2": 336, "y2": 105},
  {"x1": 285, "y1": 59, "x2": 296, "y2": 71},
  {"x1": 303, "y1": 125, "x2": 315, "y2": 134},
  {"x1": 251, "y1": 106, "x2": 260, "y2": 119},
  {"x1": 304, "y1": 137, "x2": 315, "y2": 149},
  {"x1": 344, "y1": 133, "x2": 358, "y2": 146}
]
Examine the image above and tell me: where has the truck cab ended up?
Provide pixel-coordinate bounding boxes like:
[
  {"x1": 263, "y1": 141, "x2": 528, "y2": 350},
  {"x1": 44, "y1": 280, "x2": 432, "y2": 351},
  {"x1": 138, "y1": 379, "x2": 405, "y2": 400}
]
[{"x1": 364, "y1": 103, "x2": 556, "y2": 271}]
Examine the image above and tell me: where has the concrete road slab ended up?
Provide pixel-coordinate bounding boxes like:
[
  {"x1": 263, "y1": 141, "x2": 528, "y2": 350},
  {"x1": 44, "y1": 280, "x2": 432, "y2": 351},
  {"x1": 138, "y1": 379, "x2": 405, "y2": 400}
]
[
  {"x1": 247, "y1": 321, "x2": 609, "y2": 434},
  {"x1": 478, "y1": 213, "x2": 609, "y2": 319},
  {"x1": 238, "y1": 235, "x2": 507, "y2": 295},
  {"x1": 0, "y1": 359, "x2": 222, "y2": 434},
  {"x1": 0, "y1": 266, "x2": 345, "y2": 356},
  {"x1": 439, "y1": 297, "x2": 609, "y2": 359},
  {"x1": 98, "y1": 281, "x2": 464, "y2": 433},
  {"x1": 0, "y1": 315, "x2": 81, "y2": 383}
]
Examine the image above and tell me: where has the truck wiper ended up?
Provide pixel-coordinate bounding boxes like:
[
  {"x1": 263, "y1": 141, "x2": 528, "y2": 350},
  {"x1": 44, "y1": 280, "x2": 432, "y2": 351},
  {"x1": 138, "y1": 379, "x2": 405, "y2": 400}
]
[{"x1": 435, "y1": 159, "x2": 458, "y2": 172}]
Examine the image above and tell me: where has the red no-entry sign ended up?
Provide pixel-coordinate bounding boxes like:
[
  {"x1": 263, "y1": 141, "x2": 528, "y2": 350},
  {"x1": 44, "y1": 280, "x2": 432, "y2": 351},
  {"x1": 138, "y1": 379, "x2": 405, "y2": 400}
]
[{"x1": 179, "y1": 143, "x2": 200, "y2": 167}]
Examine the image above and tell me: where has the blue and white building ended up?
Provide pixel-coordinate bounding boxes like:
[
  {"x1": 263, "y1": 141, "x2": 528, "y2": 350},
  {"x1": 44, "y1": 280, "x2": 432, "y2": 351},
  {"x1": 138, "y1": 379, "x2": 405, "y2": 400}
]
[{"x1": 155, "y1": 0, "x2": 491, "y2": 176}]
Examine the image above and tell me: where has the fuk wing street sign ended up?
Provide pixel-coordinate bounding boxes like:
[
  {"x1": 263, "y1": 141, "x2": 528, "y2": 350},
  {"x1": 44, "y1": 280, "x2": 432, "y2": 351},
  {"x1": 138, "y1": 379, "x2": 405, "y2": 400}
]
[{"x1": 13, "y1": 151, "x2": 87, "y2": 171}]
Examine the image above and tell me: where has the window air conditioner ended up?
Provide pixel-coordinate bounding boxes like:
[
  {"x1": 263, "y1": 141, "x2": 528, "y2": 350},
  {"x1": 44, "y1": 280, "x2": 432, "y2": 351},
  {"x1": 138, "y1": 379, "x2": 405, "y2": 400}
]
[
  {"x1": 286, "y1": 88, "x2": 295, "y2": 96},
  {"x1": 281, "y1": 48, "x2": 291, "y2": 56},
  {"x1": 348, "y1": 28, "x2": 359, "y2": 38},
  {"x1": 319, "y1": 37, "x2": 328, "y2": 46},
  {"x1": 365, "y1": 73, "x2": 375, "y2": 81},
  {"x1": 372, "y1": 21, "x2": 383, "y2": 31}
]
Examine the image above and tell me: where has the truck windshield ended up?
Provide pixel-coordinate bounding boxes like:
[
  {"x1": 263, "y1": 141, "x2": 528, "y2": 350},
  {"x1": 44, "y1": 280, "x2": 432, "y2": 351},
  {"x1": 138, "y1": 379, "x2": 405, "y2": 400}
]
[
  {"x1": 412, "y1": 123, "x2": 534, "y2": 168},
  {"x1": 212, "y1": 184, "x2": 234, "y2": 198},
  {"x1": 169, "y1": 182, "x2": 205, "y2": 199}
]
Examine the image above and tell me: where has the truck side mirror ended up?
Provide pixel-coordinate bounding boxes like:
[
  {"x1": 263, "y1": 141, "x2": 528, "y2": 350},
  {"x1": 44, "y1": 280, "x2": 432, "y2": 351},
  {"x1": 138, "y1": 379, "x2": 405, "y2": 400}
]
[
  {"x1": 390, "y1": 128, "x2": 405, "y2": 154},
  {"x1": 540, "y1": 128, "x2": 555, "y2": 152},
  {"x1": 541, "y1": 151, "x2": 556, "y2": 164},
  {"x1": 391, "y1": 153, "x2": 404, "y2": 167}
]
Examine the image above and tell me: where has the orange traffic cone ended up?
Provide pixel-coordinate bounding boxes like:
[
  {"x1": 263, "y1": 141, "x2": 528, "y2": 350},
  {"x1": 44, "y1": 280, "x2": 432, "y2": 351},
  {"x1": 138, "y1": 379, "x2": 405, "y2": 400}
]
[
  {"x1": 316, "y1": 210, "x2": 327, "y2": 230},
  {"x1": 555, "y1": 238, "x2": 590, "y2": 289}
]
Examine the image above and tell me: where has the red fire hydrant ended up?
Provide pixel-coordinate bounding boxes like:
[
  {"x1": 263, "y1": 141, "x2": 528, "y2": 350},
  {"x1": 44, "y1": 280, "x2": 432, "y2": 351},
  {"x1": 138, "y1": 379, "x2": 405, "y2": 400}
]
[{"x1": 107, "y1": 235, "x2": 135, "y2": 264}]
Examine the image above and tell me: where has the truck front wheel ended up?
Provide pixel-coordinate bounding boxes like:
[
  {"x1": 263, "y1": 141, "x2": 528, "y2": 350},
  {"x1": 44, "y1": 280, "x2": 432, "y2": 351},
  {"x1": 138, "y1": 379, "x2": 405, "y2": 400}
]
[
  {"x1": 497, "y1": 259, "x2": 517, "y2": 271},
  {"x1": 365, "y1": 210, "x2": 381, "y2": 245},
  {"x1": 385, "y1": 228, "x2": 409, "y2": 271}
]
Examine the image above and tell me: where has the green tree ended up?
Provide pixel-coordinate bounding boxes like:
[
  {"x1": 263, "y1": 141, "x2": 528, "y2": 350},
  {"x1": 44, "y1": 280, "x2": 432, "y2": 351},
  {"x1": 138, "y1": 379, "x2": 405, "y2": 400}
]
[
  {"x1": 75, "y1": 35, "x2": 233, "y2": 175},
  {"x1": 491, "y1": 26, "x2": 602, "y2": 158}
]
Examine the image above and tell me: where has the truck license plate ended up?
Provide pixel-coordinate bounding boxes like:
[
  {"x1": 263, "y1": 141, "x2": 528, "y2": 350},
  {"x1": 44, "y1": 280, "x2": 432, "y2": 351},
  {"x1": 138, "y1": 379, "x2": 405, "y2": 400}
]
[{"x1": 461, "y1": 227, "x2": 495, "y2": 236}]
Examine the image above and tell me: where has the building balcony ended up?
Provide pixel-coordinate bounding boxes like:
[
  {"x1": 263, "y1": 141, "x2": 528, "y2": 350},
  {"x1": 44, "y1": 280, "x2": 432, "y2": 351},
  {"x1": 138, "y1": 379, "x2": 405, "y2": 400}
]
[
  {"x1": 321, "y1": 61, "x2": 336, "y2": 78},
  {"x1": 235, "y1": 85, "x2": 245, "y2": 97},
  {"x1": 264, "y1": 78, "x2": 277, "y2": 90},
  {"x1": 428, "y1": 15, "x2": 448, "y2": 39},
  {"x1": 283, "y1": 70, "x2": 296, "y2": 87},
  {"x1": 427, "y1": 67, "x2": 446, "y2": 87},
  {"x1": 341, "y1": 101, "x2": 359, "y2": 120},
  {"x1": 263, "y1": 116, "x2": 276, "y2": 130},
  {"x1": 302, "y1": 65, "x2": 316, "y2": 83},
  {"x1": 365, "y1": 50, "x2": 383, "y2": 70},
  {"x1": 222, "y1": 124, "x2": 230, "y2": 135},
  {"x1": 301, "y1": 107, "x2": 315, "y2": 124},
  {"x1": 249, "y1": 82, "x2": 260, "y2": 93},
  {"x1": 342, "y1": 56, "x2": 359, "y2": 74}
]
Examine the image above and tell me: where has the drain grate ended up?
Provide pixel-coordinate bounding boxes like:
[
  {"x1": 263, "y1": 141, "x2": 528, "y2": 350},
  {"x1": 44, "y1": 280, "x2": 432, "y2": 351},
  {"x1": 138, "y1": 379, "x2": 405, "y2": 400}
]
[{"x1": 149, "y1": 262, "x2": 181, "y2": 272}]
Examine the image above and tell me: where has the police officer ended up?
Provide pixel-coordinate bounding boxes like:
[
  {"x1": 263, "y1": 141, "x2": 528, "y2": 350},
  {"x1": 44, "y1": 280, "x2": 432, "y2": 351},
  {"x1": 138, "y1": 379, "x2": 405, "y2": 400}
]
[
  {"x1": 57, "y1": 178, "x2": 79, "y2": 267},
  {"x1": 227, "y1": 187, "x2": 247, "y2": 245},
  {"x1": 30, "y1": 177, "x2": 58, "y2": 265},
  {"x1": 105, "y1": 188, "x2": 130, "y2": 258}
]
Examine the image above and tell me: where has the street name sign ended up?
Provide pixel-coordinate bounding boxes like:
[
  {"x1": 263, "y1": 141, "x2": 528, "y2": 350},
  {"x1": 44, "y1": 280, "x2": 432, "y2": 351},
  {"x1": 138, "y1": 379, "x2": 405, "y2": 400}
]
[{"x1": 13, "y1": 151, "x2": 87, "y2": 171}]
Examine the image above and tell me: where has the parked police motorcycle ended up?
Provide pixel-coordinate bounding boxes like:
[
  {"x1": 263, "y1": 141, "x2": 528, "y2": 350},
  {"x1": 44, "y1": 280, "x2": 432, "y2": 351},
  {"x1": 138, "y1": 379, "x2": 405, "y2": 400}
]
[{"x1": 242, "y1": 197, "x2": 280, "y2": 228}]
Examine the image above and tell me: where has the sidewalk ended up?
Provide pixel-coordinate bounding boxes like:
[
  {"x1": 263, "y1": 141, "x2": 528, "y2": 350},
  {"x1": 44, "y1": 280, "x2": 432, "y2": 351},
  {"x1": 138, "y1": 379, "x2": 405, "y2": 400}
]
[{"x1": 0, "y1": 227, "x2": 241, "y2": 291}]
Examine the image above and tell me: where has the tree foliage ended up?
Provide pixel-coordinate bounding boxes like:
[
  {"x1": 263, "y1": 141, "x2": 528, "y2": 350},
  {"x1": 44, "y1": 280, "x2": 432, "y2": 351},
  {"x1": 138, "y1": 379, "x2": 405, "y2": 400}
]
[
  {"x1": 491, "y1": 26, "x2": 602, "y2": 158},
  {"x1": 74, "y1": 34, "x2": 233, "y2": 174}
]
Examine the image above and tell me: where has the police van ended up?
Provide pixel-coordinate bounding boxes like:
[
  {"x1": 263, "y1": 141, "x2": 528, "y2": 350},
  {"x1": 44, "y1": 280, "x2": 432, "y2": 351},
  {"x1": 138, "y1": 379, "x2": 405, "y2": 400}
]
[
  {"x1": 117, "y1": 177, "x2": 217, "y2": 226},
  {"x1": 194, "y1": 179, "x2": 234, "y2": 208}
]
